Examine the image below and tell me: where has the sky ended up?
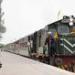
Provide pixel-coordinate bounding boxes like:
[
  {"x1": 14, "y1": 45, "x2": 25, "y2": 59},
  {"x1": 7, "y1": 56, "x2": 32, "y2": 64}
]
[{"x1": 0, "y1": 0, "x2": 75, "y2": 44}]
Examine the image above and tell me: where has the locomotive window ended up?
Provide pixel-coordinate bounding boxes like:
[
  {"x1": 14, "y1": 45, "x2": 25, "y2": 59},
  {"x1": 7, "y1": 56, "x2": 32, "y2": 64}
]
[
  {"x1": 71, "y1": 26, "x2": 75, "y2": 32},
  {"x1": 58, "y1": 24, "x2": 69, "y2": 34},
  {"x1": 48, "y1": 28, "x2": 56, "y2": 33}
]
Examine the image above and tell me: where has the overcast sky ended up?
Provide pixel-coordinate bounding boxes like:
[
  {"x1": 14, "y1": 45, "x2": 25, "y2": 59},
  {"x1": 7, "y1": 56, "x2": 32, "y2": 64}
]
[{"x1": 0, "y1": 0, "x2": 75, "y2": 44}]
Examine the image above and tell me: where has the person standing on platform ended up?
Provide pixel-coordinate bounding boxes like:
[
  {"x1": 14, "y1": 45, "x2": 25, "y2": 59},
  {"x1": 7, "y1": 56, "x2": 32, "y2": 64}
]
[
  {"x1": 27, "y1": 40, "x2": 33, "y2": 56},
  {"x1": 45, "y1": 32, "x2": 56, "y2": 65}
]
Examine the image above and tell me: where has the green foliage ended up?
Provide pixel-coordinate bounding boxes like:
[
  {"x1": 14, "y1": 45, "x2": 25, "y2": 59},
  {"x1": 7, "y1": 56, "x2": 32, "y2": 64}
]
[{"x1": 0, "y1": 44, "x2": 4, "y2": 48}]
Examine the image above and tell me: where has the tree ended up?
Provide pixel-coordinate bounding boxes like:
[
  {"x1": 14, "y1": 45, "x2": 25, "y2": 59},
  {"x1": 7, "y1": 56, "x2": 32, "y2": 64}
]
[
  {"x1": 0, "y1": 0, "x2": 6, "y2": 39},
  {"x1": 0, "y1": 43, "x2": 4, "y2": 48}
]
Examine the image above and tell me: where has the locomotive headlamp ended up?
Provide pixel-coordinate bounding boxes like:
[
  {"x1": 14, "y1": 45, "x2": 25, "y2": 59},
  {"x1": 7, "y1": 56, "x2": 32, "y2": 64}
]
[
  {"x1": 62, "y1": 15, "x2": 74, "y2": 26},
  {"x1": 69, "y1": 16, "x2": 74, "y2": 26}
]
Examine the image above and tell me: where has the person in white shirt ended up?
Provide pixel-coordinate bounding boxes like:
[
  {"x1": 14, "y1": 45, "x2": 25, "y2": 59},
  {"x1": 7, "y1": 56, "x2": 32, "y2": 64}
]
[{"x1": 27, "y1": 40, "x2": 33, "y2": 56}]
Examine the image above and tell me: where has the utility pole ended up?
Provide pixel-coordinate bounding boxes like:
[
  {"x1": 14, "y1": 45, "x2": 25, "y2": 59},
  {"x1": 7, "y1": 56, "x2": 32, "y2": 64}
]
[{"x1": 0, "y1": 0, "x2": 2, "y2": 68}]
